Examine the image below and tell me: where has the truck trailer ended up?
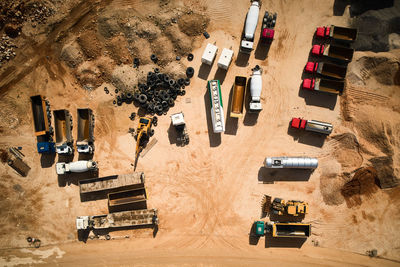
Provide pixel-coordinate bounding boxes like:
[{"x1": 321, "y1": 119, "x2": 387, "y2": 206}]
[
  {"x1": 312, "y1": 44, "x2": 354, "y2": 64},
  {"x1": 230, "y1": 76, "x2": 247, "y2": 118},
  {"x1": 305, "y1": 61, "x2": 347, "y2": 80},
  {"x1": 302, "y1": 78, "x2": 345, "y2": 95},
  {"x1": 56, "y1": 160, "x2": 98, "y2": 175},
  {"x1": 30, "y1": 95, "x2": 55, "y2": 153},
  {"x1": 53, "y1": 109, "x2": 74, "y2": 155},
  {"x1": 254, "y1": 221, "x2": 311, "y2": 238},
  {"x1": 108, "y1": 187, "x2": 147, "y2": 212},
  {"x1": 207, "y1": 80, "x2": 225, "y2": 133},
  {"x1": 76, "y1": 208, "x2": 158, "y2": 231},
  {"x1": 316, "y1": 25, "x2": 357, "y2": 43},
  {"x1": 240, "y1": 0, "x2": 260, "y2": 54},
  {"x1": 77, "y1": 108, "x2": 95, "y2": 154},
  {"x1": 265, "y1": 157, "x2": 318, "y2": 169},
  {"x1": 290, "y1": 118, "x2": 333, "y2": 135}
]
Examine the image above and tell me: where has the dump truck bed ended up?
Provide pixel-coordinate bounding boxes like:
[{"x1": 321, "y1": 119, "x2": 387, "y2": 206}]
[
  {"x1": 108, "y1": 187, "x2": 147, "y2": 212},
  {"x1": 272, "y1": 223, "x2": 311, "y2": 238},
  {"x1": 77, "y1": 108, "x2": 94, "y2": 143},
  {"x1": 316, "y1": 78, "x2": 345, "y2": 95},
  {"x1": 79, "y1": 172, "x2": 144, "y2": 195},
  {"x1": 317, "y1": 62, "x2": 347, "y2": 80},
  {"x1": 331, "y1": 25, "x2": 357, "y2": 42},
  {"x1": 231, "y1": 76, "x2": 246, "y2": 118},
  {"x1": 53, "y1": 110, "x2": 73, "y2": 145},
  {"x1": 323, "y1": 44, "x2": 354, "y2": 63},
  {"x1": 91, "y1": 209, "x2": 157, "y2": 229},
  {"x1": 30, "y1": 95, "x2": 49, "y2": 136}
]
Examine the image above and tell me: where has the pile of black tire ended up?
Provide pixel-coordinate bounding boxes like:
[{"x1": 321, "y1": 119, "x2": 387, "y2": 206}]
[{"x1": 114, "y1": 67, "x2": 195, "y2": 116}]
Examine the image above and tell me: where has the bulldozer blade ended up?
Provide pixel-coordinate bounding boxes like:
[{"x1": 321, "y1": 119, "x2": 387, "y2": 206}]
[{"x1": 261, "y1": 195, "x2": 272, "y2": 214}]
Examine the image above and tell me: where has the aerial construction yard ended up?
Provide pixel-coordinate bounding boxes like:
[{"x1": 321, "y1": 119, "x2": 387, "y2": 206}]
[{"x1": 0, "y1": 0, "x2": 400, "y2": 266}]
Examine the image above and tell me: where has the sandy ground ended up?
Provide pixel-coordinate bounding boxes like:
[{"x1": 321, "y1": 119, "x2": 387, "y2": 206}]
[{"x1": 0, "y1": 0, "x2": 399, "y2": 266}]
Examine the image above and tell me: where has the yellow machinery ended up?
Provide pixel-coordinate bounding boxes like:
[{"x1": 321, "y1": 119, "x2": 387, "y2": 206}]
[
  {"x1": 134, "y1": 116, "x2": 154, "y2": 170},
  {"x1": 266, "y1": 196, "x2": 308, "y2": 216}
]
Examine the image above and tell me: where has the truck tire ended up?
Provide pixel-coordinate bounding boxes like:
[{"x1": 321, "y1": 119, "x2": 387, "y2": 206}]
[
  {"x1": 163, "y1": 75, "x2": 170, "y2": 83},
  {"x1": 184, "y1": 78, "x2": 190, "y2": 86},
  {"x1": 117, "y1": 100, "x2": 122, "y2": 106},
  {"x1": 187, "y1": 53, "x2": 194, "y2": 61},
  {"x1": 138, "y1": 94, "x2": 147, "y2": 104},
  {"x1": 169, "y1": 79, "x2": 175, "y2": 87},
  {"x1": 154, "y1": 68, "x2": 160, "y2": 73},
  {"x1": 181, "y1": 89, "x2": 186, "y2": 96},
  {"x1": 155, "y1": 104, "x2": 163, "y2": 113},
  {"x1": 168, "y1": 98, "x2": 175, "y2": 107},
  {"x1": 27, "y1": 237, "x2": 32, "y2": 243},
  {"x1": 105, "y1": 234, "x2": 111, "y2": 240},
  {"x1": 150, "y1": 54, "x2": 158, "y2": 63},
  {"x1": 161, "y1": 101, "x2": 168, "y2": 108},
  {"x1": 115, "y1": 89, "x2": 119, "y2": 94},
  {"x1": 186, "y1": 67, "x2": 194, "y2": 78},
  {"x1": 150, "y1": 129, "x2": 154, "y2": 136}
]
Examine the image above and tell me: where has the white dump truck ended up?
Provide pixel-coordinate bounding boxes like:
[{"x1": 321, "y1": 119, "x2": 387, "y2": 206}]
[
  {"x1": 249, "y1": 65, "x2": 263, "y2": 113},
  {"x1": 53, "y1": 109, "x2": 74, "y2": 155},
  {"x1": 170, "y1": 112, "x2": 189, "y2": 146},
  {"x1": 240, "y1": 0, "x2": 260, "y2": 54},
  {"x1": 265, "y1": 157, "x2": 318, "y2": 169},
  {"x1": 77, "y1": 108, "x2": 95, "y2": 154},
  {"x1": 56, "y1": 160, "x2": 98, "y2": 175}
]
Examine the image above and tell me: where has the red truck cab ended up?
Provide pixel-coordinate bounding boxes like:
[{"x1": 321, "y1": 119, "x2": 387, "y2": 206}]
[
  {"x1": 291, "y1": 118, "x2": 307, "y2": 129},
  {"x1": 262, "y1": 28, "x2": 275, "y2": 41},
  {"x1": 305, "y1": 62, "x2": 318, "y2": 73},
  {"x1": 311, "y1": 45, "x2": 324, "y2": 56},
  {"x1": 316, "y1": 26, "x2": 330, "y2": 38},
  {"x1": 302, "y1": 78, "x2": 315, "y2": 90}
]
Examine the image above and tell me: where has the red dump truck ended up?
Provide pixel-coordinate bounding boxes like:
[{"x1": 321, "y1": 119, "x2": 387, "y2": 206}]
[
  {"x1": 305, "y1": 62, "x2": 347, "y2": 80},
  {"x1": 291, "y1": 118, "x2": 333, "y2": 135},
  {"x1": 311, "y1": 44, "x2": 354, "y2": 64},
  {"x1": 316, "y1": 25, "x2": 357, "y2": 43},
  {"x1": 260, "y1": 11, "x2": 277, "y2": 44},
  {"x1": 302, "y1": 78, "x2": 344, "y2": 95}
]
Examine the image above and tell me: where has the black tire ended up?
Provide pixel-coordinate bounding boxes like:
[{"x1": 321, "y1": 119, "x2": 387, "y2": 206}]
[
  {"x1": 178, "y1": 78, "x2": 185, "y2": 86},
  {"x1": 164, "y1": 75, "x2": 170, "y2": 83},
  {"x1": 150, "y1": 129, "x2": 154, "y2": 136},
  {"x1": 33, "y1": 240, "x2": 41, "y2": 248},
  {"x1": 117, "y1": 100, "x2": 122, "y2": 106},
  {"x1": 105, "y1": 234, "x2": 111, "y2": 240},
  {"x1": 154, "y1": 68, "x2": 160, "y2": 73},
  {"x1": 153, "y1": 121, "x2": 158, "y2": 127},
  {"x1": 113, "y1": 100, "x2": 116, "y2": 105},
  {"x1": 161, "y1": 101, "x2": 168, "y2": 108},
  {"x1": 115, "y1": 89, "x2": 119, "y2": 94},
  {"x1": 104, "y1": 87, "x2": 108, "y2": 91},
  {"x1": 151, "y1": 54, "x2": 158, "y2": 63},
  {"x1": 186, "y1": 67, "x2": 194, "y2": 78},
  {"x1": 187, "y1": 53, "x2": 194, "y2": 61},
  {"x1": 133, "y1": 92, "x2": 140, "y2": 101},
  {"x1": 155, "y1": 105, "x2": 163, "y2": 113},
  {"x1": 27, "y1": 237, "x2": 32, "y2": 243},
  {"x1": 172, "y1": 93, "x2": 177, "y2": 100},
  {"x1": 138, "y1": 94, "x2": 147, "y2": 104},
  {"x1": 181, "y1": 85, "x2": 185, "y2": 89},
  {"x1": 184, "y1": 78, "x2": 190, "y2": 86},
  {"x1": 169, "y1": 79, "x2": 175, "y2": 86},
  {"x1": 181, "y1": 89, "x2": 186, "y2": 96},
  {"x1": 168, "y1": 98, "x2": 175, "y2": 107},
  {"x1": 126, "y1": 92, "x2": 133, "y2": 99},
  {"x1": 160, "y1": 91, "x2": 170, "y2": 101}
]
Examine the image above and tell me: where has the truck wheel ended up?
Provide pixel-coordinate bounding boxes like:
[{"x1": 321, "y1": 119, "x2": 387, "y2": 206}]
[
  {"x1": 161, "y1": 101, "x2": 168, "y2": 108},
  {"x1": 154, "y1": 68, "x2": 160, "y2": 73},
  {"x1": 150, "y1": 129, "x2": 154, "y2": 136},
  {"x1": 105, "y1": 234, "x2": 111, "y2": 240},
  {"x1": 150, "y1": 54, "x2": 158, "y2": 63},
  {"x1": 138, "y1": 94, "x2": 147, "y2": 104},
  {"x1": 181, "y1": 89, "x2": 186, "y2": 96},
  {"x1": 27, "y1": 237, "x2": 32, "y2": 243},
  {"x1": 168, "y1": 98, "x2": 175, "y2": 107},
  {"x1": 184, "y1": 78, "x2": 190, "y2": 86},
  {"x1": 187, "y1": 53, "x2": 194, "y2": 61},
  {"x1": 186, "y1": 67, "x2": 194, "y2": 78},
  {"x1": 33, "y1": 239, "x2": 41, "y2": 248}
]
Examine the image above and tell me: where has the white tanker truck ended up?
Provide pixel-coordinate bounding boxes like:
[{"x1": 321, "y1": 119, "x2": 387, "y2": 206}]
[
  {"x1": 240, "y1": 0, "x2": 260, "y2": 54},
  {"x1": 249, "y1": 65, "x2": 263, "y2": 113},
  {"x1": 56, "y1": 160, "x2": 98, "y2": 175}
]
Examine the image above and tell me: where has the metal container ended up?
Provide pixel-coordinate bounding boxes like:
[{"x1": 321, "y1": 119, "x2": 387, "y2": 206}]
[{"x1": 265, "y1": 157, "x2": 318, "y2": 169}]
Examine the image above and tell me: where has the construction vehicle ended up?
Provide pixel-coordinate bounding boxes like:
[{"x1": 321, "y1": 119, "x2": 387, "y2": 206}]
[
  {"x1": 302, "y1": 78, "x2": 345, "y2": 95},
  {"x1": 30, "y1": 95, "x2": 55, "y2": 153},
  {"x1": 56, "y1": 160, "x2": 98, "y2": 175},
  {"x1": 240, "y1": 0, "x2": 260, "y2": 54},
  {"x1": 312, "y1": 44, "x2": 354, "y2": 64},
  {"x1": 290, "y1": 118, "x2": 333, "y2": 135},
  {"x1": 79, "y1": 172, "x2": 145, "y2": 200},
  {"x1": 230, "y1": 76, "x2": 247, "y2": 118},
  {"x1": 305, "y1": 61, "x2": 347, "y2": 80},
  {"x1": 249, "y1": 65, "x2": 262, "y2": 113},
  {"x1": 134, "y1": 116, "x2": 154, "y2": 169},
  {"x1": 265, "y1": 157, "x2": 318, "y2": 169},
  {"x1": 254, "y1": 221, "x2": 311, "y2": 238},
  {"x1": 271, "y1": 198, "x2": 308, "y2": 216},
  {"x1": 108, "y1": 187, "x2": 147, "y2": 212},
  {"x1": 76, "y1": 209, "x2": 158, "y2": 232},
  {"x1": 170, "y1": 112, "x2": 189, "y2": 146},
  {"x1": 53, "y1": 109, "x2": 74, "y2": 155},
  {"x1": 316, "y1": 25, "x2": 357, "y2": 43},
  {"x1": 260, "y1": 11, "x2": 277, "y2": 44},
  {"x1": 207, "y1": 80, "x2": 225, "y2": 133},
  {"x1": 77, "y1": 108, "x2": 95, "y2": 154}
]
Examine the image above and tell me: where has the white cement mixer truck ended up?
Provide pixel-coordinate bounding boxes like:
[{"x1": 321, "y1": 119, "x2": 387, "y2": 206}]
[
  {"x1": 240, "y1": 0, "x2": 260, "y2": 54},
  {"x1": 56, "y1": 160, "x2": 98, "y2": 175},
  {"x1": 249, "y1": 65, "x2": 263, "y2": 113}
]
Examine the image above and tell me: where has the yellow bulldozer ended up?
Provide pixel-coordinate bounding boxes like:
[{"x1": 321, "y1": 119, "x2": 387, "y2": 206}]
[
  {"x1": 262, "y1": 195, "x2": 308, "y2": 217},
  {"x1": 134, "y1": 116, "x2": 155, "y2": 170}
]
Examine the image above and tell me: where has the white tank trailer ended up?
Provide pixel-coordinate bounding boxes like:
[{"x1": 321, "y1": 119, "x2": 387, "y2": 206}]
[
  {"x1": 56, "y1": 160, "x2": 98, "y2": 175},
  {"x1": 240, "y1": 0, "x2": 260, "y2": 54},
  {"x1": 265, "y1": 157, "x2": 318, "y2": 169},
  {"x1": 249, "y1": 65, "x2": 263, "y2": 113}
]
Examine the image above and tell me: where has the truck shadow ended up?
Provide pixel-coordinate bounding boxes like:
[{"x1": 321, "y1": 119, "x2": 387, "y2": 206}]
[
  {"x1": 264, "y1": 236, "x2": 307, "y2": 248},
  {"x1": 287, "y1": 125, "x2": 327, "y2": 148},
  {"x1": 40, "y1": 153, "x2": 56, "y2": 168},
  {"x1": 249, "y1": 222, "x2": 261, "y2": 245},
  {"x1": 198, "y1": 63, "x2": 212, "y2": 80},
  {"x1": 167, "y1": 124, "x2": 178, "y2": 146},
  {"x1": 203, "y1": 88, "x2": 221, "y2": 147},
  {"x1": 214, "y1": 68, "x2": 227, "y2": 85},
  {"x1": 243, "y1": 79, "x2": 259, "y2": 126},
  {"x1": 298, "y1": 84, "x2": 338, "y2": 110},
  {"x1": 258, "y1": 167, "x2": 313, "y2": 183},
  {"x1": 58, "y1": 170, "x2": 98, "y2": 187},
  {"x1": 225, "y1": 85, "x2": 238, "y2": 136},
  {"x1": 235, "y1": 52, "x2": 250, "y2": 67},
  {"x1": 254, "y1": 40, "x2": 271, "y2": 60},
  {"x1": 78, "y1": 153, "x2": 94, "y2": 161}
]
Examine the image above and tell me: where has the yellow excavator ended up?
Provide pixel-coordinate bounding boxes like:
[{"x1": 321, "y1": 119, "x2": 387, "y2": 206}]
[
  {"x1": 262, "y1": 195, "x2": 308, "y2": 216},
  {"x1": 134, "y1": 116, "x2": 154, "y2": 170}
]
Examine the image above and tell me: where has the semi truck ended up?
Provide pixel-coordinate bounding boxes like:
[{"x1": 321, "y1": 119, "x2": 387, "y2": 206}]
[
  {"x1": 302, "y1": 78, "x2": 345, "y2": 95},
  {"x1": 56, "y1": 160, "x2": 98, "y2": 175},
  {"x1": 240, "y1": 0, "x2": 260, "y2": 54},
  {"x1": 312, "y1": 44, "x2": 354, "y2": 64},
  {"x1": 53, "y1": 109, "x2": 74, "y2": 155},
  {"x1": 265, "y1": 157, "x2": 318, "y2": 169},
  {"x1": 290, "y1": 117, "x2": 333, "y2": 135},
  {"x1": 108, "y1": 187, "x2": 147, "y2": 212},
  {"x1": 170, "y1": 112, "x2": 189, "y2": 146},
  {"x1": 30, "y1": 95, "x2": 55, "y2": 153},
  {"x1": 230, "y1": 76, "x2": 247, "y2": 118},
  {"x1": 260, "y1": 11, "x2": 277, "y2": 44},
  {"x1": 316, "y1": 25, "x2": 357, "y2": 43},
  {"x1": 207, "y1": 80, "x2": 225, "y2": 133},
  {"x1": 305, "y1": 61, "x2": 347, "y2": 80},
  {"x1": 76, "y1": 208, "x2": 158, "y2": 232},
  {"x1": 77, "y1": 108, "x2": 95, "y2": 154},
  {"x1": 254, "y1": 221, "x2": 311, "y2": 238},
  {"x1": 249, "y1": 65, "x2": 262, "y2": 113}
]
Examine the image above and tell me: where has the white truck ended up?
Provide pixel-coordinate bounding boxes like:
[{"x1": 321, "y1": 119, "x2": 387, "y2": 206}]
[
  {"x1": 56, "y1": 160, "x2": 98, "y2": 175},
  {"x1": 240, "y1": 0, "x2": 260, "y2": 54},
  {"x1": 249, "y1": 65, "x2": 263, "y2": 113},
  {"x1": 170, "y1": 112, "x2": 189, "y2": 146},
  {"x1": 53, "y1": 109, "x2": 74, "y2": 155}
]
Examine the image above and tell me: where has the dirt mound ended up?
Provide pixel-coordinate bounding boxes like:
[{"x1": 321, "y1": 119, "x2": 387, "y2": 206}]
[
  {"x1": 319, "y1": 160, "x2": 346, "y2": 206},
  {"x1": 77, "y1": 31, "x2": 102, "y2": 59},
  {"x1": 341, "y1": 167, "x2": 380, "y2": 207},
  {"x1": 105, "y1": 35, "x2": 132, "y2": 65},
  {"x1": 331, "y1": 133, "x2": 363, "y2": 172},
  {"x1": 178, "y1": 12, "x2": 209, "y2": 36},
  {"x1": 60, "y1": 41, "x2": 83, "y2": 68},
  {"x1": 0, "y1": 149, "x2": 8, "y2": 163},
  {"x1": 370, "y1": 156, "x2": 399, "y2": 189}
]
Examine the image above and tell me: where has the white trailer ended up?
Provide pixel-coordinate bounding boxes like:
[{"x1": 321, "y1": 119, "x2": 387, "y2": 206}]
[
  {"x1": 240, "y1": 0, "x2": 260, "y2": 54},
  {"x1": 265, "y1": 157, "x2": 318, "y2": 169},
  {"x1": 249, "y1": 65, "x2": 263, "y2": 113},
  {"x1": 217, "y1": 48, "x2": 234, "y2": 70},
  {"x1": 201, "y1": 43, "x2": 218, "y2": 65},
  {"x1": 56, "y1": 160, "x2": 98, "y2": 175},
  {"x1": 207, "y1": 80, "x2": 225, "y2": 133}
]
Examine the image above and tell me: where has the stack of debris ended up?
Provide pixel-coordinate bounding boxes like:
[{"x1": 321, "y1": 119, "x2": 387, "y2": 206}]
[{"x1": 0, "y1": 35, "x2": 17, "y2": 67}]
